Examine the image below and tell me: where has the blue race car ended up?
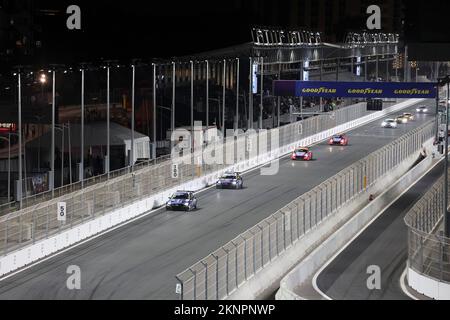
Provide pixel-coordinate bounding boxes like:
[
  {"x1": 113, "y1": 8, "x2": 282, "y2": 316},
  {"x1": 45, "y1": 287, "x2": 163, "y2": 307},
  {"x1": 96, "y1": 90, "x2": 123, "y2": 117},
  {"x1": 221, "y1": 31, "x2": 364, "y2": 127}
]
[
  {"x1": 166, "y1": 191, "x2": 198, "y2": 211},
  {"x1": 216, "y1": 172, "x2": 243, "y2": 189}
]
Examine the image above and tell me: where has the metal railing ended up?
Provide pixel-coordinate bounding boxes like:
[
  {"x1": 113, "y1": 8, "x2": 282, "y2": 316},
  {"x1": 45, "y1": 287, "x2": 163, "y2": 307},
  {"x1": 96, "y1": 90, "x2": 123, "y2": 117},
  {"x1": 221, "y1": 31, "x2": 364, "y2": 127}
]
[
  {"x1": 0, "y1": 154, "x2": 174, "y2": 216},
  {"x1": 0, "y1": 100, "x2": 390, "y2": 256},
  {"x1": 0, "y1": 102, "x2": 358, "y2": 215},
  {"x1": 405, "y1": 175, "x2": 450, "y2": 284},
  {"x1": 175, "y1": 120, "x2": 435, "y2": 300}
]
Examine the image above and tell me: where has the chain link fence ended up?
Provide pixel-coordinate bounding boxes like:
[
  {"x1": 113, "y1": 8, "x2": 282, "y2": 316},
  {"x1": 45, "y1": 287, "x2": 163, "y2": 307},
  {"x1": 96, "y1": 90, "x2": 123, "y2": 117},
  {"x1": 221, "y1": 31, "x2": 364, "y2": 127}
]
[
  {"x1": 405, "y1": 174, "x2": 450, "y2": 284},
  {"x1": 176, "y1": 120, "x2": 435, "y2": 300}
]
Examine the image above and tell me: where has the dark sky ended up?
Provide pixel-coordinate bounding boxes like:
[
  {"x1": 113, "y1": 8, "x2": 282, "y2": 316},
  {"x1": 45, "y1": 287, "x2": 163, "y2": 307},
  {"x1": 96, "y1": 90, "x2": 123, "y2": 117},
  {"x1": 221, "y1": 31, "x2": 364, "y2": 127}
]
[
  {"x1": 36, "y1": 0, "x2": 262, "y2": 64},
  {"x1": 16, "y1": 0, "x2": 450, "y2": 65}
]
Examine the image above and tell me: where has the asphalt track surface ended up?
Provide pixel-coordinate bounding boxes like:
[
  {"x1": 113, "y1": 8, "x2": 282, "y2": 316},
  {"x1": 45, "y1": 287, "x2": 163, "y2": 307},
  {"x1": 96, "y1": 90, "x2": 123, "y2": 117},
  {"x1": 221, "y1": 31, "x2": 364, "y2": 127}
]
[
  {"x1": 0, "y1": 100, "x2": 436, "y2": 299},
  {"x1": 315, "y1": 159, "x2": 443, "y2": 300}
]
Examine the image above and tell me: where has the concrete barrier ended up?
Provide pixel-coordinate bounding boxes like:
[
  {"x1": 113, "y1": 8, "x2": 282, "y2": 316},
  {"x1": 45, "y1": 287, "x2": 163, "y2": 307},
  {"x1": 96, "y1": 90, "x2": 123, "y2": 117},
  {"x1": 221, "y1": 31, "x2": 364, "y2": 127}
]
[
  {"x1": 275, "y1": 142, "x2": 436, "y2": 300},
  {"x1": 408, "y1": 267, "x2": 450, "y2": 300},
  {"x1": 0, "y1": 98, "x2": 424, "y2": 278}
]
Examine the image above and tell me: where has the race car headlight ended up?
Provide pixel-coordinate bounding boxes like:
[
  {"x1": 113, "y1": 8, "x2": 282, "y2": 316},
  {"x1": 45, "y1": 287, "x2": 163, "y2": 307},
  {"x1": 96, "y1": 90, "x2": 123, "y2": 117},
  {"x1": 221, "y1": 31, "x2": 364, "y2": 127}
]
[
  {"x1": 382, "y1": 122, "x2": 387, "y2": 126},
  {"x1": 416, "y1": 109, "x2": 420, "y2": 112},
  {"x1": 184, "y1": 201, "x2": 190, "y2": 206},
  {"x1": 217, "y1": 180, "x2": 221, "y2": 184},
  {"x1": 232, "y1": 181, "x2": 237, "y2": 185}
]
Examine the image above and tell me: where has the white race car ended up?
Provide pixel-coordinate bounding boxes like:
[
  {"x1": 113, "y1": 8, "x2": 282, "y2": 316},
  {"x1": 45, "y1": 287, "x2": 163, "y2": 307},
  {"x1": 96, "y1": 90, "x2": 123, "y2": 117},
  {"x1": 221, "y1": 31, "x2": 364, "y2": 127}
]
[
  {"x1": 416, "y1": 106, "x2": 428, "y2": 113},
  {"x1": 381, "y1": 119, "x2": 398, "y2": 128}
]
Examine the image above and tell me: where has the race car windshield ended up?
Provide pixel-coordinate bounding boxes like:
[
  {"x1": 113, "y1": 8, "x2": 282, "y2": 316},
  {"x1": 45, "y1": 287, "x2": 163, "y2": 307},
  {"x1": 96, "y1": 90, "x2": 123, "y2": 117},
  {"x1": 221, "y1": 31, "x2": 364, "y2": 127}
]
[
  {"x1": 172, "y1": 193, "x2": 189, "y2": 199},
  {"x1": 296, "y1": 149, "x2": 308, "y2": 153},
  {"x1": 222, "y1": 175, "x2": 236, "y2": 179}
]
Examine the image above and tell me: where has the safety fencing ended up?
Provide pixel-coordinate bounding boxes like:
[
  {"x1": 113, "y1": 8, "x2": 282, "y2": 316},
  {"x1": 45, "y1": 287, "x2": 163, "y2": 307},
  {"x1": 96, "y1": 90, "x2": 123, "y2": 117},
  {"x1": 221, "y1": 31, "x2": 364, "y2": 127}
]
[
  {"x1": 0, "y1": 97, "x2": 425, "y2": 278},
  {"x1": 404, "y1": 173, "x2": 450, "y2": 296},
  {"x1": 175, "y1": 120, "x2": 435, "y2": 300},
  {"x1": 0, "y1": 100, "x2": 384, "y2": 255}
]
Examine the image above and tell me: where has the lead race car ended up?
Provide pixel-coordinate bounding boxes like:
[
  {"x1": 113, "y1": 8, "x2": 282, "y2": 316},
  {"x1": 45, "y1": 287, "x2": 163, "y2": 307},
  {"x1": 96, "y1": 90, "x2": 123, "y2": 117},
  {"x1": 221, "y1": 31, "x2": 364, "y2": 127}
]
[
  {"x1": 291, "y1": 147, "x2": 313, "y2": 161},
  {"x1": 416, "y1": 106, "x2": 428, "y2": 113},
  {"x1": 166, "y1": 191, "x2": 198, "y2": 212},
  {"x1": 216, "y1": 171, "x2": 243, "y2": 189},
  {"x1": 328, "y1": 133, "x2": 349, "y2": 146}
]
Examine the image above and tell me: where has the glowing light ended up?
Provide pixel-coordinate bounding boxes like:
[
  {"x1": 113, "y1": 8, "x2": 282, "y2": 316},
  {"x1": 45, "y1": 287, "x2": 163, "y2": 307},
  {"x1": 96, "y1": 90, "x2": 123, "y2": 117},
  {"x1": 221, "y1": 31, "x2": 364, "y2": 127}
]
[{"x1": 39, "y1": 74, "x2": 47, "y2": 84}]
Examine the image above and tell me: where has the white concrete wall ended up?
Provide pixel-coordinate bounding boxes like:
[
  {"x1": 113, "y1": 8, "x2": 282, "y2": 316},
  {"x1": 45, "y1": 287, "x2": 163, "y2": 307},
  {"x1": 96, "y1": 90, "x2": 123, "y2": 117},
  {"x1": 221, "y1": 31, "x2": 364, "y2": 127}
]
[
  {"x1": 0, "y1": 98, "x2": 424, "y2": 278},
  {"x1": 408, "y1": 268, "x2": 450, "y2": 300}
]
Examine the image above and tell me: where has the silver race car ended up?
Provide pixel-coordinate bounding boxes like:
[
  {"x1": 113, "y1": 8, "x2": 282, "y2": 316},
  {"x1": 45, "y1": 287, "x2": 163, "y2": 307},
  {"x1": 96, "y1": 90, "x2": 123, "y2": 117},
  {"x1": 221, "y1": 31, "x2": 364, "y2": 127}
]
[
  {"x1": 381, "y1": 119, "x2": 398, "y2": 128},
  {"x1": 216, "y1": 172, "x2": 244, "y2": 189},
  {"x1": 166, "y1": 191, "x2": 198, "y2": 211}
]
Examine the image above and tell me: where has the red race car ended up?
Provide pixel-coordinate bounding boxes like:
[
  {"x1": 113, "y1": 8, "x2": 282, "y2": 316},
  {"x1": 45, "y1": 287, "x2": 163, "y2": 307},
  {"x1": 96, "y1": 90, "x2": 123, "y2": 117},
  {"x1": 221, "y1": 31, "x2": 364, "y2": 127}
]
[
  {"x1": 328, "y1": 133, "x2": 349, "y2": 146},
  {"x1": 291, "y1": 147, "x2": 313, "y2": 161}
]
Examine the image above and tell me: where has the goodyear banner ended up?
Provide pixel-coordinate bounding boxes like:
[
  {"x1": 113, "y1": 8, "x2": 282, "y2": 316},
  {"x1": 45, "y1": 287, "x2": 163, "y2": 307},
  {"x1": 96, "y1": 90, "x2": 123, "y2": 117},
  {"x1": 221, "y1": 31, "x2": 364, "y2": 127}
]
[{"x1": 273, "y1": 80, "x2": 437, "y2": 98}]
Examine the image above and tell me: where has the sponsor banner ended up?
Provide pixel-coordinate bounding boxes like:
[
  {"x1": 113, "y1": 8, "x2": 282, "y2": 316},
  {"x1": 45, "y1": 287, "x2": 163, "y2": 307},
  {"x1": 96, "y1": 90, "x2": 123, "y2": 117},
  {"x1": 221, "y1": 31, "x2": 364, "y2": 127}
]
[{"x1": 273, "y1": 80, "x2": 437, "y2": 98}]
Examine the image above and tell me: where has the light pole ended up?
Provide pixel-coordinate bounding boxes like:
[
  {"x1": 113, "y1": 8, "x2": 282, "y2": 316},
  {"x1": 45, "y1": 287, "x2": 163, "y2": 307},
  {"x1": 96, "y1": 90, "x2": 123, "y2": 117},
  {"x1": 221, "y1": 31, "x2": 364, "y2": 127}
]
[
  {"x1": 172, "y1": 61, "x2": 176, "y2": 134},
  {"x1": 152, "y1": 63, "x2": 157, "y2": 160},
  {"x1": 222, "y1": 59, "x2": 226, "y2": 135},
  {"x1": 17, "y1": 70, "x2": 23, "y2": 209},
  {"x1": 80, "y1": 66, "x2": 85, "y2": 187},
  {"x1": 446, "y1": 80, "x2": 450, "y2": 238},
  {"x1": 236, "y1": 58, "x2": 240, "y2": 132},
  {"x1": 206, "y1": 60, "x2": 209, "y2": 130},
  {"x1": 51, "y1": 69, "x2": 55, "y2": 197},
  {"x1": 131, "y1": 63, "x2": 135, "y2": 168},
  {"x1": 260, "y1": 57, "x2": 264, "y2": 130},
  {"x1": 106, "y1": 64, "x2": 110, "y2": 178}
]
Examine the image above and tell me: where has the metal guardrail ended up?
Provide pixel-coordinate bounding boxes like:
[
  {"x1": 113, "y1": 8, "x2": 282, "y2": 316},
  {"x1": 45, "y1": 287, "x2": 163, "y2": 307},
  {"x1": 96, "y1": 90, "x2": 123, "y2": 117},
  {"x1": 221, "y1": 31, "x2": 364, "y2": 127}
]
[
  {"x1": 175, "y1": 120, "x2": 435, "y2": 300},
  {"x1": 0, "y1": 101, "x2": 387, "y2": 256},
  {"x1": 405, "y1": 175, "x2": 450, "y2": 284}
]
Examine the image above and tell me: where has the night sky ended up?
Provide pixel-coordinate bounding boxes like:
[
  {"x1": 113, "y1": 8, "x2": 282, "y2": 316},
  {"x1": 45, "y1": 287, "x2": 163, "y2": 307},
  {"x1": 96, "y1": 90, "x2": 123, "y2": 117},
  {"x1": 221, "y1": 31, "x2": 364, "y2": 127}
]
[
  {"x1": 10, "y1": 0, "x2": 450, "y2": 66},
  {"x1": 36, "y1": 0, "x2": 263, "y2": 64}
]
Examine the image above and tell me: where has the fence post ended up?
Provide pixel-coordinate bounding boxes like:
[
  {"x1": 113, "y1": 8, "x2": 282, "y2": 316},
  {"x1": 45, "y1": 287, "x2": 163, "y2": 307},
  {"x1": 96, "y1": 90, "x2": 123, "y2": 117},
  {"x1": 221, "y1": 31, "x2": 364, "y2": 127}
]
[
  {"x1": 258, "y1": 225, "x2": 264, "y2": 268},
  {"x1": 189, "y1": 268, "x2": 197, "y2": 300},
  {"x1": 213, "y1": 254, "x2": 219, "y2": 300},
  {"x1": 234, "y1": 242, "x2": 238, "y2": 288},
  {"x1": 46, "y1": 210, "x2": 50, "y2": 238},
  {"x1": 282, "y1": 212, "x2": 286, "y2": 250},
  {"x1": 175, "y1": 275, "x2": 184, "y2": 300},
  {"x1": 200, "y1": 261, "x2": 208, "y2": 300},
  {"x1": 3, "y1": 218, "x2": 8, "y2": 255},
  {"x1": 244, "y1": 237, "x2": 248, "y2": 281},
  {"x1": 252, "y1": 233, "x2": 256, "y2": 275}
]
